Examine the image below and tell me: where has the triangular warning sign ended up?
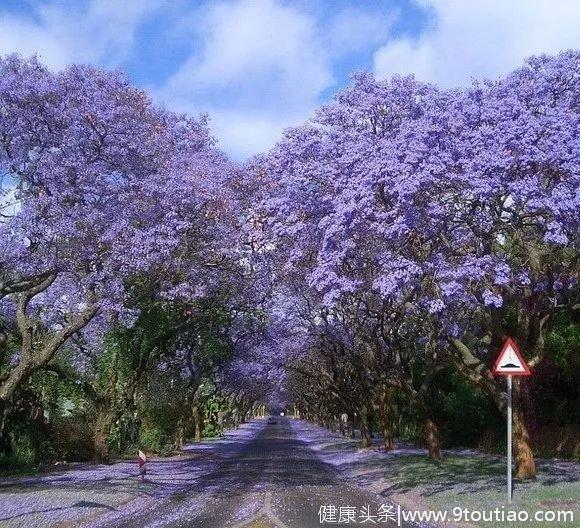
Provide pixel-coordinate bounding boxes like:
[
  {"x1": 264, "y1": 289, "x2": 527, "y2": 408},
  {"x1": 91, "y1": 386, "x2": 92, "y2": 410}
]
[{"x1": 492, "y1": 338, "x2": 531, "y2": 376}]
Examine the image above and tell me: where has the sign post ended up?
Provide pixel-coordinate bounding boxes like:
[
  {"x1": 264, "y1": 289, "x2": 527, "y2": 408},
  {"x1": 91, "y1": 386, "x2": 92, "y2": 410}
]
[
  {"x1": 492, "y1": 337, "x2": 531, "y2": 504},
  {"x1": 507, "y1": 374, "x2": 512, "y2": 503}
]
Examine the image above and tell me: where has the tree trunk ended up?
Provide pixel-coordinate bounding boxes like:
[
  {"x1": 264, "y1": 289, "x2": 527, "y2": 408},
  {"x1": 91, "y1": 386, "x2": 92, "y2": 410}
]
[
  {"x1": 193, "y1": 405, "x2": 203, "y2": 442},
  {"x1": 379, "y1": 385, "x2": 395, "y2": 451},
  {"x1": 0, "y1": 297, "x2": 98, "y2": 411},
  {"x1": 512, "y1": 379, "x2": 536, "y2": 479},
  {"x1": 424, "y1": 417, "x2": 442, "y2": 462},
  {"x1": 174, "y1": 415, "x2": 185, "y2": 450},
  {"x1": 0, "y1": 325, "x2": 7, "y2": 366},
  {"x1": 359, "y1": 406, "x2": 372, "y2": 448},
  {"x1": 0, "y1": 361, "x2": 33, "y2": 404},
  {"x1": 449, "y1": 339, "x2": 537, "y2": 477},
  {"x1": 94, "y1": 407, "x2": 114, "y2": 462},
  {"x1": 0, "y1": 399, "x2": 11, "y2": 456}
]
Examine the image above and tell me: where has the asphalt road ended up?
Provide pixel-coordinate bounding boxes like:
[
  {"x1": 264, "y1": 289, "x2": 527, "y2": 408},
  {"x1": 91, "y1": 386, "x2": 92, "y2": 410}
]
[{"x1": 99, "y1": 417, "x2": 408, "y2": 528}]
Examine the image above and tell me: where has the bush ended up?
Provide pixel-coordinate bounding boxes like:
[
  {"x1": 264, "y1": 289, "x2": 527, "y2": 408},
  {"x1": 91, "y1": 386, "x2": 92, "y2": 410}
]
[
  {"x1": 426, "y1": 369, "x2": 503, "y2": 449},
  {"x1": 51, "y1": 416, "x2": 94, "y2": 461},
  {"x1": 0, "y1": 431, "x2": 56, "y2": 469},
  {"x1": 203, "y1": 421, "x2": 222, "y2": 439},
  {"x1": 139, "y1": 424, "x2": 167, "y2": 454},
  {"x1": 8, "y1": 436, "x2": 37, "y2": 466},
  {"x1": 532, "y1": 424, "x2": 580, "y2": 459}
]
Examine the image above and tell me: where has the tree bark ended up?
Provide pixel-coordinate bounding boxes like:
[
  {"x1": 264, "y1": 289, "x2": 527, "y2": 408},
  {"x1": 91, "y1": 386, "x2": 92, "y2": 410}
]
[
  {"x1": 513, "y1": 408, "x2": 536, "y2": 479},
  {"x1": 174, "y1": 415, "x2": 185, "y2": 450},
  {"x1": 192, "y1": 405, "x2": 203, "y2": 442},
  {"x1": 0, "y1": 399, "x2": 11, "y2": 455},
  {"x1": 359, "y1": 406, "x2": 372, "y2": 448},
  {"x1": 448, "y1": 340, "x2": 537, "y2": 478},
  {"x1": 0, "y1": 324, "x2": 8, "y2": 367},
  {"x1": 0, "y1": 361, "x2": 33, "y2": 403},
  {"x1": 513, "y1": 380, "x2": 536, "y2": 479},
  {"x1": 0, "y1": 296, "x2": 97, "y2": 405},
  {"x1": 424, "y1": 417, "x2": 442, "y2": 462},
  {"x1": 378, "y1": 384, "x2": 395, "y2": 451},
  {"x1": 94, "y1": 406, "x2": 114, "y2": 462},
  {"x1": 338, "y1": 414, "x2": 346, "y2": 436}
]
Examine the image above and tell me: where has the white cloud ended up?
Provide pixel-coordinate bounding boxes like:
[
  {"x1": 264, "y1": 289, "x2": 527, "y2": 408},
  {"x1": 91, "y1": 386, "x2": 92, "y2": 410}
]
[
  {"x1": 0, "y1": 0, "x2": 402, "y2": 158},
  {"x1": 325, "y1": 5, "x2": 398, "y2": 56},
  {"x1": 0, "y1": 13, "x2": 69, "y2": 70},
  {"x1": 160, "y1": 0, "x2": 397, "y2": 158},
  {"x1": 208, "y1": 110, "x2": 292, "y2": 161},
  {"x1": 0, "y1": 0, "x2": 163, "y2": 70},
  {"x1": 177, "y1": 0, "x2": 331, "y2": 96},
  {"x1": 163, "y1": 0, "x2": 332, "y2": 116},
  {"x1": 374, "y1": 0, "x2": 580, "y2": 87}
]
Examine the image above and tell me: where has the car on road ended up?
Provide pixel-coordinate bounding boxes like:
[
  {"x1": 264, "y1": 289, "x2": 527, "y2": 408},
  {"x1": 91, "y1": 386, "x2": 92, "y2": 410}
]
[{"x1": 267, "y1": 417, "x2": 277, "y2": 424}]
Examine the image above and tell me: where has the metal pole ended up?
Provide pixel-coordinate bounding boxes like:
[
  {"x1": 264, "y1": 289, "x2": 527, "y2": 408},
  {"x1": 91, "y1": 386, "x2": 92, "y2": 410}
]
[{"x1": 507, "y1": 375, "x2": 513, "y2": 504}]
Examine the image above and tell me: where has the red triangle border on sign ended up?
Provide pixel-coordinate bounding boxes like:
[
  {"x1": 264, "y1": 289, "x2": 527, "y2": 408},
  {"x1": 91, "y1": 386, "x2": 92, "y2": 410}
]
[{"x1": 492, "y1": 337, "x2": 532, "y2": 377}]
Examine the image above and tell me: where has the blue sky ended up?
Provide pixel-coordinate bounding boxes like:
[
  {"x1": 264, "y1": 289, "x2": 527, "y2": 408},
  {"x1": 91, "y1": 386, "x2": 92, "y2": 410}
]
[{"x1": 1, "y1": 0, "x2": 579, "y2": 159}]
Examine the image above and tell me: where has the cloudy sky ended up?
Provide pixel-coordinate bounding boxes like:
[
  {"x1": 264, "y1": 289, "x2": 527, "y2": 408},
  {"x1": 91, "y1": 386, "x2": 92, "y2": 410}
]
[{"x1": 1, "y1": 0, "x2": 579, "y2": 159}]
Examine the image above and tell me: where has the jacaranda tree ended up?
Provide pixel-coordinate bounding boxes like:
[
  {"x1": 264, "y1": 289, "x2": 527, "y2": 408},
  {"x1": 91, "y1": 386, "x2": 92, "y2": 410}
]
[
  {"x1": 0, "y1": 50, "x2": 577, "y2": 475},
  {"x1": 0, "y1": 55, "x2": 242, "y2": 452},
  {"x1": 256, "y1": 51, "x2": 579, "y2": 478}
]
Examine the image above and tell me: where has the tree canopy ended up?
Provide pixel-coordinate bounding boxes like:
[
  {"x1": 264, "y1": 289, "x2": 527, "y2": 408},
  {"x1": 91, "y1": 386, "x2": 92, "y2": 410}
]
[{"x1": 0, "y1": 51, "x2": 578, "y2": 475}]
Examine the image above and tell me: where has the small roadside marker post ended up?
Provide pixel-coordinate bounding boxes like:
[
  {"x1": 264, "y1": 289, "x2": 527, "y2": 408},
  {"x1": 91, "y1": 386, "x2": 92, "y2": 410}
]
[
  {"x1": 492, "y1": 337, "x2": 531, "y2": 504},
  {"x1": 138, "y1": 449, "x2": 147, "y2": 482}
]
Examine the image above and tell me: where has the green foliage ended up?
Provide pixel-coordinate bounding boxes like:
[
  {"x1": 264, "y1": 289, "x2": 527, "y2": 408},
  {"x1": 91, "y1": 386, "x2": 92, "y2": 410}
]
[
  {"x1": 0, "y1": 287, "x2": 248, "y2": 468},
  {"x1": 368, "y1": 408, "x2": 380, "y2": 435},
  {"x1": 545, "y1": 312, "x2": 580, "y2": 376},
  {"x1": 51, "y1": 416, "x2": 94, "y2": 461},
  {"x1": 0, "y1": 426, "x2": 56, "y2": 469},
  {"x1": 202, "y1": 421, "x2": 222, "y2": 439},
  {"x1": 3, "y1": 275, "x2": 572, "y2": 470},
  {"x1": 202, "y1": 394, "x2": 224, "y2": 438},
  {"x1": 137, "y1": 397, "x2": 181, "y2": 455},
  {"x1": 388, "y1": 369, "x2": 505, "y2": 450},
  {"x1": 436, "y1": 371, "x2": 503, "y2": 448},
  {"x1": 390, "y1": 391, "x2": 424, "y2": 443},
  {"x1": 533, "y1": 311, "x2": 580, "y2": 427},
  {"x1": 139, "y1": 424, "x2": 167, "y2": 454}
]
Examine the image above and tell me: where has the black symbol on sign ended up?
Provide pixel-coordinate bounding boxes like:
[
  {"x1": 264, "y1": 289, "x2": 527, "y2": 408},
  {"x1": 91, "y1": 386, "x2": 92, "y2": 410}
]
[{"x1": 501, "y1": 363, "x2": 519, "y2": 368}]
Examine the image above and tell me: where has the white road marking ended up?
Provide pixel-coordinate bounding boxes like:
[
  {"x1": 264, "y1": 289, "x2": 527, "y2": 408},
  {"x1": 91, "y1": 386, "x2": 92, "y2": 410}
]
[{"x1": 230, "y1": 491, "x2": 289, "y2": 528}]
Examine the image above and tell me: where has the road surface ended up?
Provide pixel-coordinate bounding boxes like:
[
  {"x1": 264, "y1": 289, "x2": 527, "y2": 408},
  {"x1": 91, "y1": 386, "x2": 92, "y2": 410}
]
[
  {"x1": 88, "y1": 417, "x2": 407, "y2": 528},
  {"x1": 0, "y1": 418, "x2": 415, "y2": 528}
]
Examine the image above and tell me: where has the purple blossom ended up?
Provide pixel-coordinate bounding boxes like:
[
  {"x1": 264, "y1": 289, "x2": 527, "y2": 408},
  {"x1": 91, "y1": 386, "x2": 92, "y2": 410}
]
[
  {"x1": 427, "y1": 299, "x2": 445, "y2": 314},
  {"x1": 544, "y1": 221, "x2": 569, "y2": 245},
  {"x1": 482, "y1": 289, "x2": 503, "y2": 308},
  {"x1": 493, "y1": 263, "x2": 511, "y2": 286},
  {"x1": 517, "y1": 272, "x2": 531, "y2": 286}
]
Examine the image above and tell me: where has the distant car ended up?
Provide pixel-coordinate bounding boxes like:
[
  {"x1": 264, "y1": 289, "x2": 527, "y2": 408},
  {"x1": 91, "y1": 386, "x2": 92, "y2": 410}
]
[{"x1": 267, "y1": 417, "x2": 277, "y2": 424}]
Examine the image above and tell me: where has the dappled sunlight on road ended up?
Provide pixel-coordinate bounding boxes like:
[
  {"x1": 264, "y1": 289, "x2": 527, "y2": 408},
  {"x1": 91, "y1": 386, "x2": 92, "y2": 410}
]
[{"x1": 0, "y1": 418, "x2": 412, "y2": 528}]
